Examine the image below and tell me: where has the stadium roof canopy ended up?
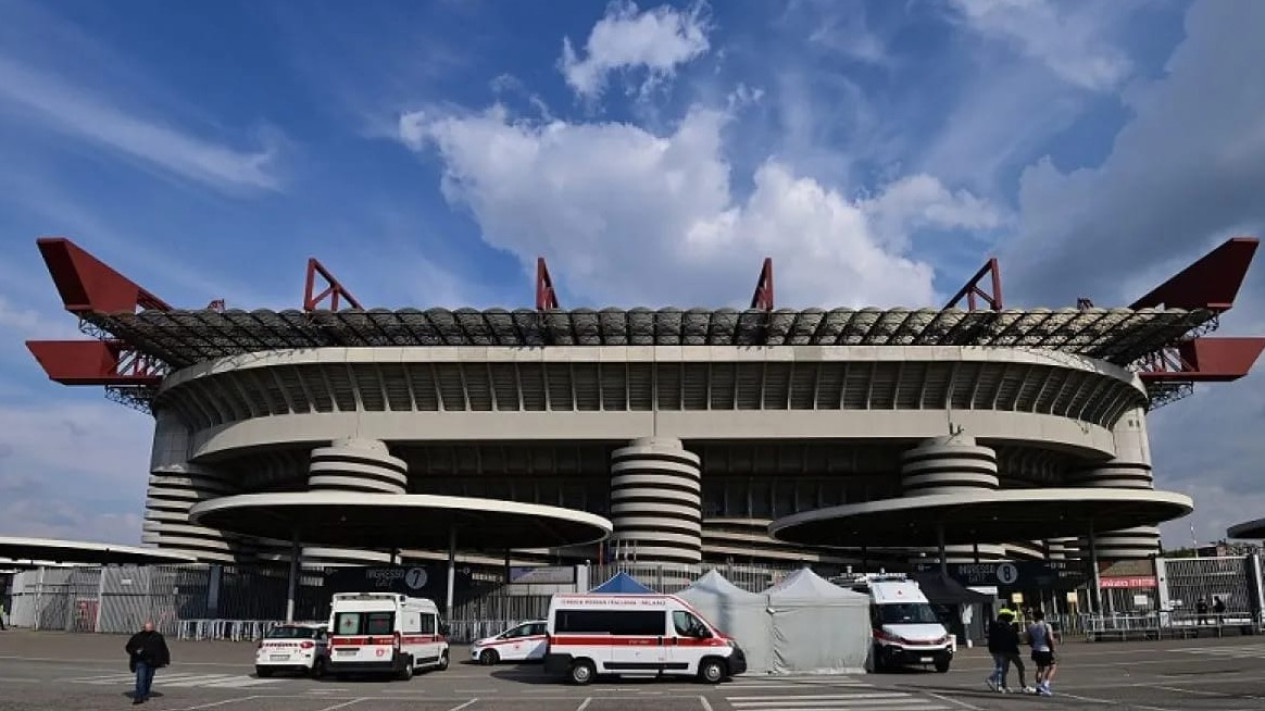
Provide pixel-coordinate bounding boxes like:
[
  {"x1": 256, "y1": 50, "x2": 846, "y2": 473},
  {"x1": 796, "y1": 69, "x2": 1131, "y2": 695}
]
[
  {"x1": 22, "y1": 236, "x2": 1265, "y2": 411},
  {"x1": 84, "y1": 306, "x2": 1212, "y2": 370}
]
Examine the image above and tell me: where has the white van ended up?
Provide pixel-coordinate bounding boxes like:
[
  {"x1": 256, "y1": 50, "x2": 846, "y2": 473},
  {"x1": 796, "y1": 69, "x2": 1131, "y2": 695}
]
[
  {"x1": 850, "y1": 575, "x2": 953, "y2": 672},
  {"x1": 543, "y1": 593, "x2": 747, "y2": 685},
  {"x1": 327, "y1": 592, "x2": 450, "y2": 680},
  {"x1": 471, "y1": 620, "x2": 548, "y2": 665}
]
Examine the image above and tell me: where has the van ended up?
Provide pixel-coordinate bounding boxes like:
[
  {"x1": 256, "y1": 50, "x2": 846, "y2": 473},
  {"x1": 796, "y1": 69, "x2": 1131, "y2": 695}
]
[
  {"x1": 849, "y1": 575, "x2": 953, "y2": 672},
  {"x1": 327, "y1": 592, "x2": 450, "y2": 680},
  {"x1": 543, "y1": 593, "x2": 747, "y2": 685}
]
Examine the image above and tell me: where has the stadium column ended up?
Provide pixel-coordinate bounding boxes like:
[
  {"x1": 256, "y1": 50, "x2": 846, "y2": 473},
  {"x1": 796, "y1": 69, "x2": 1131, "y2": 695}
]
[
  {"x1": 145, "y1": 408, "x2": 240, "y2": 562},
  {"x1": 1070, "y1": 407, "x2": 1160, "y2": 560},
  {"x1": 900, "y1": 435, "x2": 1001, "y2": 568},
  {"x1": 609, "y1": 437, "x2": 703, "y2": 565}
]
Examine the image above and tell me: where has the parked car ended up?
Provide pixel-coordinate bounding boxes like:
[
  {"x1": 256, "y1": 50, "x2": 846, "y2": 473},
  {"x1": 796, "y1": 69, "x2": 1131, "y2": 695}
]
[
  {"x1": 471, "y1": 620, "x2": 548, "y2": 665},
  {"x1": 255, "y1": 623, "x2": 329, "y2": 677}
]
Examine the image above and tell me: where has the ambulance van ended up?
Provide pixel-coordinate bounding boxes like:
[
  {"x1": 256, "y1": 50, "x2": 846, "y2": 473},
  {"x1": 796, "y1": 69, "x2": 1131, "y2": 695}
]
[
  {"x1": 849, "y1": 574, "x2": 954, "y2": 673},
  {"x1": 543, "y1": 593, "x2": 747, "y2": 685},
  {"x1": 327, "y1": 592, "x2": 450, "y2": 680}
]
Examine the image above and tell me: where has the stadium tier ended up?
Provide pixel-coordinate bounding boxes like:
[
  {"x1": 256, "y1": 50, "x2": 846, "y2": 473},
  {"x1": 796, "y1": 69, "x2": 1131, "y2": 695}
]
[{"x1": 25, "y1": 237, "x2": 1265, "y2": 569}]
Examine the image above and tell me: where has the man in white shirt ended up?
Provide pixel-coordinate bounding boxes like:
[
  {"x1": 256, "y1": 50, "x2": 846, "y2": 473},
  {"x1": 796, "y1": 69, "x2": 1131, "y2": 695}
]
[{"x1": 1026, "y1": 609, "x2": 1057, "y2": 696}]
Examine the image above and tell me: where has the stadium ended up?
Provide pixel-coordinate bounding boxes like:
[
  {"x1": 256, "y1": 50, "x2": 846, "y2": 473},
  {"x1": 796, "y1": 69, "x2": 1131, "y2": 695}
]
[{"x1": 24, "y1": 236, "x2": 1265, "y2": 576}]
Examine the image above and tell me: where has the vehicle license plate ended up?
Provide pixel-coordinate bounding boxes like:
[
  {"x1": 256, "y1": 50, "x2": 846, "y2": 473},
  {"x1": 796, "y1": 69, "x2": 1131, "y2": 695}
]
[
  {"x1": 920, "y1": 657, "x2": 933, "y2": 663},
  {"x1": 337, "y1": 648, "x2": 357, "y2": 655},
  {"x1": 270, "y1": 654, "x2": 289, "y2": 661}
]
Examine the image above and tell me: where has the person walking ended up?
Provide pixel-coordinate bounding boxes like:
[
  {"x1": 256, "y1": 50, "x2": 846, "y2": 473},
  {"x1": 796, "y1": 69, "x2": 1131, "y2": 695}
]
[
  {"x1": 1027, "y1": 609, "x2": 1058, "y2": 697},
  {"x1": 124, "y1": 622, "x2": 170, "y2": 705},
  {"x1": 986, "y1": 608, "x2": 1032, "y2": 693}
]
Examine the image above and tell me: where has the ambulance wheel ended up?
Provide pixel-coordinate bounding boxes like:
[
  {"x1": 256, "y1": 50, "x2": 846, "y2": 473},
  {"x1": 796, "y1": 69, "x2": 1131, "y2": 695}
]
[
  {"x1": 569, "y1": 659, "x2": 595, "y2": 685},
  {"x1": 698, "y1": 658, "x2": 725, "y2": 684},
  {"x1": 397, "y1": 656, "x2": 414, "y2": 681},
  {"x1": 438, "y1": 651, "x2": 450, "y2": 671},
  {"x1": 255, "y1": 667, "x2": 273, "y2": 678},
  {"x1": 479, "y1": 649, "x2": 499, "y2": 666}
]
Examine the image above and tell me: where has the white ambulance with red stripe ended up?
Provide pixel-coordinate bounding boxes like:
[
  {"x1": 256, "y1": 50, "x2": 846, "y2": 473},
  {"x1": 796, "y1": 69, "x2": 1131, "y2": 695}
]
[
  {"x1": 327, "y1": 593, "x2": 449, "y2": 680},
  {"x1": 543, "y1": 593, "x2": 747, "y2": 685}
]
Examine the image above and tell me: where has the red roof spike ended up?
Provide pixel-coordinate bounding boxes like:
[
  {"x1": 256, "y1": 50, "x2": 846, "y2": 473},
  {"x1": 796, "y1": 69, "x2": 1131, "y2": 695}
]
[
  {"x1": 750, "y1": 257, "x2": 774, "y2": 311},
  {"x1": 303, "y1": 258, "x2": 364, "y2": 311},
  {"x1": 1138, "y1": 337, "x2": 1265, "y2": 383},
  {"x1": 35, "y1": 237, "x2": 171, "y2": 314},
  {"x1": 26, "y1": 340, "x2": 164, "y2": 386},
  {"x1": 536, "y1": 257, "x2": 560, "y2": 311},
  {"x1": 944, "y1": 257, "x2": 1003, "y2": 311},
  {"x1": 1130, "y1": 237, "x2": 1259, "y2": 312}
]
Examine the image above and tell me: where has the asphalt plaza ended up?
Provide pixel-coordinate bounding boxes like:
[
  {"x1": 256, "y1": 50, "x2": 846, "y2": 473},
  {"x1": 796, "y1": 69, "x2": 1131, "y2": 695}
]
[{"x1": 5, "y1": 631, "x2": 1265, "y2": 710}]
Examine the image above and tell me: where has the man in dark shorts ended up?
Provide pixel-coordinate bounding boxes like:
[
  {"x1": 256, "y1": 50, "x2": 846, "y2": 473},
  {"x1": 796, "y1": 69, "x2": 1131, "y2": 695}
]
[{"x1": 1027, "y1": 609, "x2": 1057, "y2": 697}]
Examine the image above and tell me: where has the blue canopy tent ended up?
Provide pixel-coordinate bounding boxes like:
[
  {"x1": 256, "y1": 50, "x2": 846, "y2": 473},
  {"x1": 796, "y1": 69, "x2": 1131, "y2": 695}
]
[{"x1": 590, "y1": 571, "x2": 655, "y2": 594}]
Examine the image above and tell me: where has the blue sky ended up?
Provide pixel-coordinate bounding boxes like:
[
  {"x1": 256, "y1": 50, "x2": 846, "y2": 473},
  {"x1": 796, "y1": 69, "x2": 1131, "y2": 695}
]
[{"x1": 1, "y1": 0, "x2": 1263, "y2": 548}]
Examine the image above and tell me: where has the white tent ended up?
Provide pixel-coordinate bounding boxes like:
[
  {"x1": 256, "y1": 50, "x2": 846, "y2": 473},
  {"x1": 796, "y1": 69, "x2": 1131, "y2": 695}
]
[
  {"x1": 676, "y1": 569, "x2": 774, "y2": 674},
  {"x1": 762, "y1": 567, "x2": 871, "y2": 674}
]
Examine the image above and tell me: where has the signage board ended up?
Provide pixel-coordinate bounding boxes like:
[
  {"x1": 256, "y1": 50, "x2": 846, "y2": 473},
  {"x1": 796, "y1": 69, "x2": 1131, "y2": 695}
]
[
  {"x1": 914, "y1": 561, "x2": 1085, "y2": 589},
  {"x1": 1099, "y1": 576, "x2": 1157, "y2": 589},
  {"x1": 508, "y1": 566, "x2": 575, "y2": 585},
  {"x1": 324, "y1": 565, "x2": 474, "y2": 607}
]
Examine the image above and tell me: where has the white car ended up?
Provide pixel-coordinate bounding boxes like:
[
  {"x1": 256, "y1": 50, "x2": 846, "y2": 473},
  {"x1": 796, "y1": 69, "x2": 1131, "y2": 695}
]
[
  {"x1": 255, "y1": 623, "x2": 329, "y2": 677},
  {"x1": 471, "y1": 620, "x2": 548, "y2": 665}
]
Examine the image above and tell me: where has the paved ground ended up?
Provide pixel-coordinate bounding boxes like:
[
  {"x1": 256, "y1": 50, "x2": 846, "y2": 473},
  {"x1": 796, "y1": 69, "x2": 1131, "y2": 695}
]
[{"x1": 3, "y1": 630, "x2": 1265, "y2": 710}]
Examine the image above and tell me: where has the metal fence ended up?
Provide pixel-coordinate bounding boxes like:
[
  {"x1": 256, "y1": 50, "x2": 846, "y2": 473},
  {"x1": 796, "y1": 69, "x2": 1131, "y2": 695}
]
[{"x1": 12, "y1": 555, "x2": 1264, "y2": 645}]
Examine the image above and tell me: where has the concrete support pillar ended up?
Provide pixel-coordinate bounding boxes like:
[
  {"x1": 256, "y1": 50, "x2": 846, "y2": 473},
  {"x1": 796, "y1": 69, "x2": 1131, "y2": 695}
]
[
  {"x1": 902, "y1": 436, "x2": 998, "y2": 566},
  {"x1": 1072, "y1": 408, "x2": 1161, "y2": 560},
  {"x1": 309, "y1": 437, "x2": 408, "y2": 493},
  {"x1": 609, "y1": 437, "x2": 702, "y2": 564}
]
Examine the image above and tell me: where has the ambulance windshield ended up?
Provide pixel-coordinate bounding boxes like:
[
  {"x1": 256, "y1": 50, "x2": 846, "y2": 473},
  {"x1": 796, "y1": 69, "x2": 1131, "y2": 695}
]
[{"x1": 877, "y1": 603, "x2": 940, "y2": 625}]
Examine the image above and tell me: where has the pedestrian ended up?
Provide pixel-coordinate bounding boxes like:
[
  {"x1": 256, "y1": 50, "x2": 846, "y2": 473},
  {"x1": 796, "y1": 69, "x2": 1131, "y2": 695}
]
[
  {"x1": 996, "y1": 608, "x2": 1033, "y2": 693},
  {"x1": 1196, "y1": 597, "x2": 1209, "y2": 626},
  {"x1": 1027, "y1": 609, "x2": 1057, "y2": 697},
  {"x1": 124, "y1": 621, "x2": 170, "y2": 705},
  {"x1": 1213, "y1": 596, "x2": 1226, "y2": 624},
  {"x1": 985, "y1": 609, "x2": 1008, "y2": 692}
]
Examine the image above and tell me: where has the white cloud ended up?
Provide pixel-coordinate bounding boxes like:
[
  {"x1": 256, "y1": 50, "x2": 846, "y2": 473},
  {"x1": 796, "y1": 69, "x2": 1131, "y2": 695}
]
[
  {"x1": 0, "y1": 55, "x2": 282, "y2": 192},
  {"x1": 400, "y1": 103, "x2": 995, "y2": 308},
  {"x1": 1004, "y1": 0, "x2": 1265, "y2": 305},
  {"x1": 949, "y1": 0, "x2": 1133, "y2": 92},
  {"x1": 0, "y1": 399, "x2": 152, "y2": 544},
  {"x1": 560, "y1": 1, "x2": 712, "y2": 101}
]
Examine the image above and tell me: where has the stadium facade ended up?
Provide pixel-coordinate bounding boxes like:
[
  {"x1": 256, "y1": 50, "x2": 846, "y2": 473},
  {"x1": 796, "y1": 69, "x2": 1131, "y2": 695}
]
[{"x1": 25, "y1": 238, "x2": 1265, "y2": 571}]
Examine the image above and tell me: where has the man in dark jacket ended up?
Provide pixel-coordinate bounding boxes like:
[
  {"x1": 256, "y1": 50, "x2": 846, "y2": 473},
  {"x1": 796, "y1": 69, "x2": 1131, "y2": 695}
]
[
  {"x1": 986, "y1": 608, "x2": 1031, "y2": 693},
  {"x1": 125, "y1": 622, "x2": 170, "y2": 705}
]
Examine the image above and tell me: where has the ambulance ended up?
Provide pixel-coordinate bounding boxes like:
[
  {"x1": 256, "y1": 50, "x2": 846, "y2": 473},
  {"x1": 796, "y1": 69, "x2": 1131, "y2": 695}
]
[
  {"x1": 543, "y1": 593, "x2": 747, "y2": 685},
  {"x1": 470, "y1": 619, "x2": 548, "y2": 665},
  {"x1": 326, "y1": 592, "x2": 450, "y2": 680},
  {"x1": 847, "y1": 574, "x2": 954, "y2": 673}
]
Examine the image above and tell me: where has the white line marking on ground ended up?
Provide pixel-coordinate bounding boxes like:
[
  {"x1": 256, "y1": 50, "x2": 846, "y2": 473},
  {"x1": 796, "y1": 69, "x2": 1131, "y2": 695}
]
[
  {"x1": 1055, "y1": 691, "x2": 1178, "y2": 711},
  {"x1": 729, "y1": 693, "x2": 914, "y2": 701},
  {"x1": 699, "y1": 696, "x2": 714, "y2": 711},
  {"x1": 315, "y1": 699, "x2": 369, "y2": 711},
  {"x1": 447, "y1": 699, "x2": 479, "y2": 711},
  {"x1": 576, "y1": 697, "x2": 592, "y2": 711},
  {"x1": 171, "y1": 697, "x2": 263, "y2": 711},
  {"x1": 924, "y1": 691, "x2": 981, "y2": 711}
]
